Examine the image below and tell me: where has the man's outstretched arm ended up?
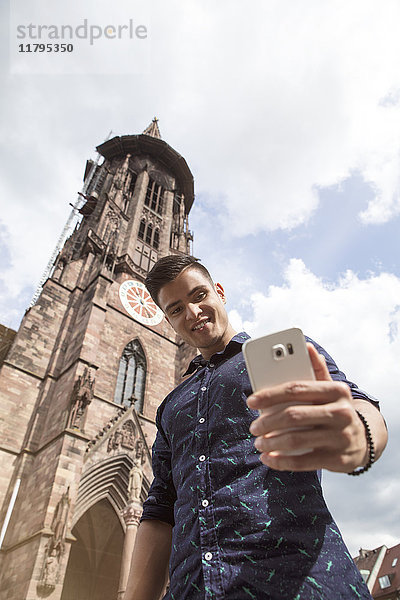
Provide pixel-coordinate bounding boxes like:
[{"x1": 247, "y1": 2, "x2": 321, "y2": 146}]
[
  {"x1": 247, "y1": 344, "x2": 388, "y2": 473},
  {"x1": 124, "y1": 519, "x2": 172, "y2": 600}
]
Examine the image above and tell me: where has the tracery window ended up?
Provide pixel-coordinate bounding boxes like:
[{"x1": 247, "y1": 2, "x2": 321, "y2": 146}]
[
  {"x1": 145, "y1": 179, "x2": 164, "y2": 215},
  {"x1": 123, "y1": 197, "x2": 130, "y2": 213},
  {"x1": 138, "y1": 219, "x2": 160, "y2": 250},
  {"x1": 173, "y1": 192, "x2": 183, "y2": 215},
  {"x1": 138, "y1": 218, "x2": 146, "y2": 240},
  {"x1": 145, "y1": 223, "x2": 153, "y2": 245},
  {"x1": 153, "y1": 228, "x2": 160, "y2": 250},
  {"x1": 114, "y1": 339, "x2": 146, "y2": 413}
]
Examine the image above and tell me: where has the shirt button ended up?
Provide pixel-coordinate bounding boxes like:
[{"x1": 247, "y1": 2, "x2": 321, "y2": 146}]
[
  {"x1": 199, "y1": 417, "x2": 205, "y2": 424},
  {"x1": 201, "y1": 386, "x2": 207, "y2": 391},
  {"x1": 202, "y1": 499, "x2": 209, "y2": 507},
  {"x1": 204, "y1": 552, "x2": 213, "y2": 561},
  {"x1": 209, "y1": 363, "x2": 214, "y2": 368},
  {"x1": 199, "y1": 455, "x2": 206, "y2": 462}
]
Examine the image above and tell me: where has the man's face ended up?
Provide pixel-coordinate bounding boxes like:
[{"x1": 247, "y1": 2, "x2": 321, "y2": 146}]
[{"x1": 158, "y1": 267, "x2": 236, "y2": 360}]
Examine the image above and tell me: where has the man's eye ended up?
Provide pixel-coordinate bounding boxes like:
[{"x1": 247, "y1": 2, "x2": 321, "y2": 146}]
[
  {"x1": 171, "y1": 306, "x2": 182, "y2": 315},
  {"x1": 197, "y1": 291, "x2": 206, "y2": 300}
]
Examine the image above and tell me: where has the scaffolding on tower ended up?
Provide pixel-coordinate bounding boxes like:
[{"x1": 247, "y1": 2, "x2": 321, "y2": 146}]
[{"x1": 29, "y1": 132, "x2": 112, "y2": 308}]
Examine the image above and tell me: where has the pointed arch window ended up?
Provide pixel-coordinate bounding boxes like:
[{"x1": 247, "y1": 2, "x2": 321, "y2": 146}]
[
  {"x1": 114, "y1": 340, "x2": 146, "y2": 413},
  {"x1": 157, "y1": 195, "x2": 163, "y2": 215},
  {"x1": 145, "y1": 179, "x2": 164, "y2": 214},
  {"x1": 123, "y1": 196, "x2": 130, "y2": 214},
  {"x1": 153, "y1": 228, "x2": 160, "y2": 250},
  {"x1": 138, "y1": 218, "x2": 146, "y2": 240},
  {"x1": 145, "y1": 223, "x2": 153, "y2": 245},
  {"x1": 173, "y1": 193, "x2": 183, "y2": 215}
]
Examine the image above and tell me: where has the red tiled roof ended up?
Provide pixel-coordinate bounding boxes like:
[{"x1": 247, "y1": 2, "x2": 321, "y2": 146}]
[{"x1": 354, "y1": 546, "x2": 385, "y2": 574}]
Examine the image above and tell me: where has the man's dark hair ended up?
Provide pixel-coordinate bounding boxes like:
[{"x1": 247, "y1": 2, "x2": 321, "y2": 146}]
[{"x1": 145, "y1": 255, "x2": 214, "y2": 307}]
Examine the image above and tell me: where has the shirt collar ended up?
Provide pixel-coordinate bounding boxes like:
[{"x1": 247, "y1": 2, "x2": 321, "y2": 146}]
[{"x1": 182, "y1": 332, "x2": 250, "y2": 376}]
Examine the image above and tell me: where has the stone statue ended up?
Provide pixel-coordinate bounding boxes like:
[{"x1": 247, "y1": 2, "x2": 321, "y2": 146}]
[
  {"x1": 69, "y1": 368, "x2": 94, "y2": 430},
  {"x1": 108, "y1": 428, "x2": 123, "y2": 452},
  {"x1": 128, "y1": 460, "x2": 143, "y2": 502},
  {"x1": 52, "y1": 240, "x2": 73, "y2": 282},
  {"x1": 41, "y1": 548, "x2": 58, "y2": 589},
  {"x1": 38, "y1": 489, "x2": 70, "y2": 593},
  {"x1": 52, "y1": 490, "x2": 70, "y2": 548}
]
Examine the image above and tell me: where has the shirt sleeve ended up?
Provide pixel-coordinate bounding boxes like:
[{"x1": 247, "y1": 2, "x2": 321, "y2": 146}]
[
  {"x1": 306, "y1": 336, "x2": 380, "y2": 410},
  {"x1": 140, "y1": 406, "x2": 176, "y2": 526}
]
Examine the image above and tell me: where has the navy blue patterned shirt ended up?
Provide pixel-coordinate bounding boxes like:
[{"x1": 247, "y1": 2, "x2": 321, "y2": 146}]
[{"x1": 142, "y1": 333, "x2": 376, "y2": 599}]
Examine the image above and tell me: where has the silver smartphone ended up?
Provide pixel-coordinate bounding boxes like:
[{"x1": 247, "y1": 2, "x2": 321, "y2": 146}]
[
  {"x1": 243, "y1": 328, "x2": 315, "y2": 456},
  {"x1": 243, "y1": 327, "x2": 315, "y2": 392}
]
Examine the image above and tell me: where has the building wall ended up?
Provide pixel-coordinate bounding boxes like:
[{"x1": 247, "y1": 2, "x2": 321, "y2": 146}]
[{"x1": 0, "y1": 324, "x2": 16, "y2": 368}]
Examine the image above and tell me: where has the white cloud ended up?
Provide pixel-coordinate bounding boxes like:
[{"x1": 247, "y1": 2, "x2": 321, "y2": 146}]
[
  {"x1": 324, "y1": 462, "x2": 400, "y2": 555},
  {"x1": 150, "y1": 0, "x2": 400, "y2": 234}
]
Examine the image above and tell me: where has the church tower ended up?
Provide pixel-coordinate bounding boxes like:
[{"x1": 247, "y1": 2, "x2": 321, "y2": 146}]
[{"x1": 0, "y1": 121, "x2": 196, "y2": 600}]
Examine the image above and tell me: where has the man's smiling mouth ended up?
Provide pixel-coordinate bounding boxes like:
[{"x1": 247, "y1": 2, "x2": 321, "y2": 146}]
[{"x1": 192, "y1": 318, "x2": 210, "y2": 331}]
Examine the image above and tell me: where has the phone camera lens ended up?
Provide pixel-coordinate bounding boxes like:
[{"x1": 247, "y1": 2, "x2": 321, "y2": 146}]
[{"x1": 272, "y1": 343, "x2": 287, "y2": 360}]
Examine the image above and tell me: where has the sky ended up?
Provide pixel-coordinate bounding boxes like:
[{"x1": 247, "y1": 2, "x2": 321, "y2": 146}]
[{"x1": 1, "y1": 0, "x2": 400, "y2": 558}]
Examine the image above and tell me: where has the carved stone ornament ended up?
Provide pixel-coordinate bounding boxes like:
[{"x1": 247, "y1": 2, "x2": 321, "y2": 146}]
[
  {"x1": 52, "y1": 238, "x2": 74, "y2": 281},
  {"x1": 135, "y1": 438, "x2": 145, "y2": 463},
  {"x1": 86, "y1": 228, "x2": 106, "y2": 255},
  {"x1": 114, "y1": 154, "x2": 131, "y2": 190},
  {"x1": 106, "y1": 208, "x2": 120, "y2": 228},
  {"x1": 37, "y1": 490, "x2": 70, "y2": 594},
  {"x1": 85, "y1": 407, "x2": 126, "y2": 453},
  {"x1": 142, "y1": 206, "x2": 162, "y2": 228},
  {"x1": 38, "y1": 548, "x2": 59, "y2": 593},
  {"x1": 121, "y1": 504, "x2": 142, "y2": 528},
  {"x1": 68, "y1": 367, "x2": 95, "y2": 431},
  {"x1": 107, "y1": 419, "x2": 136, "y2": 452}
]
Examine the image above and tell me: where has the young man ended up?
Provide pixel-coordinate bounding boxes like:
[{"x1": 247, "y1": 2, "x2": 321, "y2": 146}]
[{"x1": 125, "y1": 256, "x2": 387, "y2": 600}]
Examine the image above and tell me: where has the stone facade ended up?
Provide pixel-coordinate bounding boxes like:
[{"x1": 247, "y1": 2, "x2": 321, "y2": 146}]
[
  {"x1": 0, "y1": 324, "x2": 16, "y2": 368},
  {"x1": 0, "y1": 121, "x2": 196, "y2": 600}
]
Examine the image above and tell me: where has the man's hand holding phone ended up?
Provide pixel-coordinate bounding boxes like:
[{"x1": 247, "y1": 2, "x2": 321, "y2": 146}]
[{"x1": 245, "y1": 338, "x2": 370, "y2": 473}]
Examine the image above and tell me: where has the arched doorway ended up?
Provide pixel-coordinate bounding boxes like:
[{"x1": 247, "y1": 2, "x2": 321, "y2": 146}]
[{"x1": 61, "y1": 499, "x2": 124, "y2": 600}]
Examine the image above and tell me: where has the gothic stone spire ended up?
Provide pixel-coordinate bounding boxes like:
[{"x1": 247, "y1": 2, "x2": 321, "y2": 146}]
[{"x1": 142, "y1": 117, "x2": 161, "y2": 139}]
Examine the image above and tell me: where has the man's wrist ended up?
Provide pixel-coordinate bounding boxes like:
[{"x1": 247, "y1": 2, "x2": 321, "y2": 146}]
[{"x1": 348, "y1": 410, "x2": 375, "y2": 476}]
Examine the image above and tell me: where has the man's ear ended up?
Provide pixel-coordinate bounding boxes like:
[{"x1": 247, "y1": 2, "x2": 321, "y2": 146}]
[{"x1": 215, "y1": 283, "x2": 226, "y2": 304}]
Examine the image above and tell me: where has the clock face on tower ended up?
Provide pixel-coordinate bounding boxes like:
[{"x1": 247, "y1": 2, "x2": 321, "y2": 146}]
[{"x1": 119, "y1": 280, "x2": 164, "y2": 326}]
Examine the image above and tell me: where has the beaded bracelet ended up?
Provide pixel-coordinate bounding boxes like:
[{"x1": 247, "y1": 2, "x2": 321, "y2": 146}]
[{"x1": 348, "y1": 410, "x2": 376, "y2": 476}]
